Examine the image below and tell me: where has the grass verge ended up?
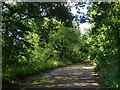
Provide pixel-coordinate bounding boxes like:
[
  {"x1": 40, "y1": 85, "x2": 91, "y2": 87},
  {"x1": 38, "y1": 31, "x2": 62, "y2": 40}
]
[{"x1": 3, "y1": 59, "x2": 73, "y2": 83}]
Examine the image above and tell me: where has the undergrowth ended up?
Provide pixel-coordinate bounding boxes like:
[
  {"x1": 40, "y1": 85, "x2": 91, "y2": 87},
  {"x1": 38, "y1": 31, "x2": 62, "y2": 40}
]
[{"x1": 3, "y1": 59, "x2": 73, "y2": 83}]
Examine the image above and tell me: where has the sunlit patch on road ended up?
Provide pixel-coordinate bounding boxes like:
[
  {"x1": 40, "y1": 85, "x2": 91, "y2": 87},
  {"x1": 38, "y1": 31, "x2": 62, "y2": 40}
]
[{"x1": 83, "y1": 66, "x2": 94, "y2": 69}]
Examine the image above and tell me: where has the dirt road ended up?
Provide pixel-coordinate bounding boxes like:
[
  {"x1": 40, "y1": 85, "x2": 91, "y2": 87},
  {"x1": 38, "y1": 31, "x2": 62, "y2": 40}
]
[
  {"x1": 3, "y1": 60, "x2": 104, "y2": 90},
  {"x1": 23, "y1": 60, "x2": 101, "y2": 88}
]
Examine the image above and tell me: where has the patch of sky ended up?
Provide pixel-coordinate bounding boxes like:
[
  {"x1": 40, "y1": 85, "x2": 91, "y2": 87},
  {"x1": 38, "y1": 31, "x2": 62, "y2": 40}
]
[{"x1": 70, "y1": 2, "x2": 92, "y2": 34}]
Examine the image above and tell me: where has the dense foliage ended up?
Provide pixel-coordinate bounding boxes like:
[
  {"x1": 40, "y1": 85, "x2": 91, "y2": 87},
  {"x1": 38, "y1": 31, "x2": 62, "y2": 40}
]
[
  {"x1": 2, "y1": 2, "x2": 119, "y2": 88},
  {"x1": 2, "y1": 2, "x2": 83, "y2": 82},
  {"x1": 86, "y1": 2, "x2": 120, "y2": 88}
]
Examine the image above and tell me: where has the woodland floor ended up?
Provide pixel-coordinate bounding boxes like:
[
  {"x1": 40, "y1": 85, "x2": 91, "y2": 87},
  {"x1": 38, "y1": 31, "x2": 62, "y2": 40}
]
[{"x1": 3, "y1": 60, "x2": 108, "y2": 90}]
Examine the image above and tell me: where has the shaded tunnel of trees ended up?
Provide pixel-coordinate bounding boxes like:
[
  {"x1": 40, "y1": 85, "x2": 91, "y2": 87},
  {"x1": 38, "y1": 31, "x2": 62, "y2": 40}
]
[{"x1": 2, "y1": 2, "x2": 120, "y2": 88}]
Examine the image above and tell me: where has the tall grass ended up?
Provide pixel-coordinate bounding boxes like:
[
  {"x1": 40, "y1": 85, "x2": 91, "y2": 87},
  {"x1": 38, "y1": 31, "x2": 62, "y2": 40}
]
[{"x1": 3, "y1": 59, "x2": 72, "y2": 83}]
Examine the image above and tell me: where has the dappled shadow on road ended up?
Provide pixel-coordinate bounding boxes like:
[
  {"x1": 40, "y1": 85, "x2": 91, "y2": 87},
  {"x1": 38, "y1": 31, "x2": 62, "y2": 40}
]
[
  {"x1": 22, "y1": 60, "x2": 101, "y2": 88},
  {"x1": 3, "y1": 60, "x2": 105, "y2": 90}
]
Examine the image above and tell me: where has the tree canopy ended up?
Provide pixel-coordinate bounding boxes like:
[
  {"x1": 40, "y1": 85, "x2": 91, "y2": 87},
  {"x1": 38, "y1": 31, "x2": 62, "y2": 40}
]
[
  {"x1": 2, "y1": 1, "x2": 120, "y2": 88},
  {"x1": 86, "y1": 2, "x2": 120, "y2": 87}
]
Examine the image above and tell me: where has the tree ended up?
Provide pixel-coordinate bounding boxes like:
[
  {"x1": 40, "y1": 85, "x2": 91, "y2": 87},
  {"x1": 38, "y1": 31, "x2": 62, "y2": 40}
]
[
  {"x1": 2, "y1": 2, "x2": 74, "y2": 66},
  {"x1": 87, "y1": 2, "x2": 120, "y2": 88}
]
